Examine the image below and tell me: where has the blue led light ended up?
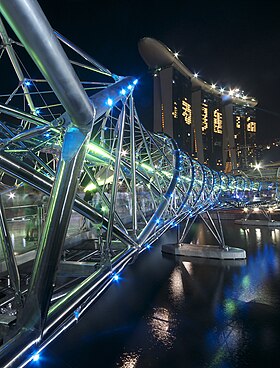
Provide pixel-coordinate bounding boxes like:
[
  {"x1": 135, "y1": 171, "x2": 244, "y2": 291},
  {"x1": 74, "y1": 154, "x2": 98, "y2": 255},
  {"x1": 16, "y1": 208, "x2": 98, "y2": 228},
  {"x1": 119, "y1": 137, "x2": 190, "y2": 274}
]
[
  {"x1": 74, "y1": 309, "x2": 80, "y2": 320},
  {"x1": 156, "y1": 218, "x2": 160, "y2": 224},
  {"x1": 146, "y1": 244, "x2": 151, "y2": 249},
  {"x1": 35, "y1": 108, "x2": 41, "y2": 115},
  {"x1": 24, "y1": 81, "x2": 31, "y2": 87},
  {"x1": 107, "y1": 98, "x2": 113, "y2": 106},
  {"x1": 113, "y1": 274, "x2": 119, "y2": 281},
  {"x1": 120, "y1": 88, "x2": 126, "y2": 95},
  {"x1": 133, "y1": 79, "x2": 138, "y2": 85},
  {"x1": 32, "y1": 353, "x2": 40, "y2": 362},
  {"x1": 127, "y1": 84, "x2": 132, "y2": 90}
]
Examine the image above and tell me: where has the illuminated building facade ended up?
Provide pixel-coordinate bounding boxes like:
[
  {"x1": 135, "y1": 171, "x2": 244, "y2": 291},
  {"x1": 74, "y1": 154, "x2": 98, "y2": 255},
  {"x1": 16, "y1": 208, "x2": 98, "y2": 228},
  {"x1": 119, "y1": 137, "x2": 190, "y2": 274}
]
[
  {"x1": 153, "y1": 67, "x2": 193, "y2": 153},
  {"x1": 194, "y1": 90, "x2": 224, "y2": 168},
  {"x1": 232, "y1": 105, "x2": 257, "y2": 169},
  {"x1": 138, "y1": 37, "x2": 258, "y2": 172}
]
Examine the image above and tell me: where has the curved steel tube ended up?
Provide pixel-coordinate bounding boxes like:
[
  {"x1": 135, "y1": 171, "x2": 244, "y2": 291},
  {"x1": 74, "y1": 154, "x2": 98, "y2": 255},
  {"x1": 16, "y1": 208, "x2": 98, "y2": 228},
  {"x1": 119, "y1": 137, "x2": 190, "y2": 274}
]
[{"x1": 0, "y1": 1, "x2": 277, "y2": 367}]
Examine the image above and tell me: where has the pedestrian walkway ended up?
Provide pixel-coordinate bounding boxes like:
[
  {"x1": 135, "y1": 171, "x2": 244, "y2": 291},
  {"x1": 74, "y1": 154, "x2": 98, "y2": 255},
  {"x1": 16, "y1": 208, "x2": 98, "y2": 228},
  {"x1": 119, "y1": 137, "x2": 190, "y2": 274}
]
[{"x1": 0, "y1": 210, "x2": 91, "y2": 272}]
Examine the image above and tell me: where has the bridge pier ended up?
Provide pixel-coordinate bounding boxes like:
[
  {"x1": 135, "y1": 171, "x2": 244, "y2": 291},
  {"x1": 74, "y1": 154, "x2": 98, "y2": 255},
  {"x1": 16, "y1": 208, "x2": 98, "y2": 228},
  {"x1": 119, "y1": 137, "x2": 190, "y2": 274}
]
[
  {"x1": 162, "y1": 211, "x2": 247, "y2": 260},
  {"x1": 235, "y1": 206, "x2": 280, "y2": 226},
  {"x1": 162, "y1": 243, "x2": 246, "y2": 260}
]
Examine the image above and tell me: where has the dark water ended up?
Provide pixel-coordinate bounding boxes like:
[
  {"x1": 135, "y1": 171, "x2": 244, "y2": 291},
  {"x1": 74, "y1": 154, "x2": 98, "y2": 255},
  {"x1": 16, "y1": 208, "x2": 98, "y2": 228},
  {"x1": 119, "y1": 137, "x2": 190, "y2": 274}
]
[{"x1": 32, "y1": 221, "x2": 280, "y2": 367}]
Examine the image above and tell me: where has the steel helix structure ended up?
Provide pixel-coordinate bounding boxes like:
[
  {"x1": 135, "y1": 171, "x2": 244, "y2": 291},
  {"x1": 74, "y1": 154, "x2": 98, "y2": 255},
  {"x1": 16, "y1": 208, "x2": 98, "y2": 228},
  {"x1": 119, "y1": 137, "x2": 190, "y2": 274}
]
[{"x1": 0, "y1": 0, "x2": 277, "y2": 367}]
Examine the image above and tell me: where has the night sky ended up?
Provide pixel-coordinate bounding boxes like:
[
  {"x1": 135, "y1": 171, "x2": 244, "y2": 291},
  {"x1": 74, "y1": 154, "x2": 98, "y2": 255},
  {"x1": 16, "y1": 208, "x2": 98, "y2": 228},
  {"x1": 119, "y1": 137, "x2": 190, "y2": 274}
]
[{"x1": 29, "y1": 1, "x2": 280, "y2": 142}]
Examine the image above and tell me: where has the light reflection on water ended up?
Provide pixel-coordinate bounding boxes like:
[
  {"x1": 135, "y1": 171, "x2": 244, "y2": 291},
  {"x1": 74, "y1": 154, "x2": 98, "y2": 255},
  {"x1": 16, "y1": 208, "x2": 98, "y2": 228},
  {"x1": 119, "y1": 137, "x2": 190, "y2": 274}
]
[
  {"x1": 117, "y1": 351, "x2": 141, "y2": 368},
  {"x1": 182, "y1": 261, "x2": 193, "y2": 276},
  {"x1": 117, "y1": 223, "x2": 280, "y2": 368},
  {"x1": 169, "y1": 266, "x2": 185, "y2": 304},
  {"x1": 206, "y1": 234, "x2": 280, "y2": 367},
  {"x1": 255, "y1": 227, "x2": 262, "y2": 245},
  {"x1": 272, "y1": 228, "x2": 280, "y2": 244},
  {"x1": 222, "y1": 245, "x2": 279, "y2": 305},
  {"x1": 147, "y1": 266, "x2": 185, "y2": 349},
  {"x1": 38, "y1": 221, "x2": 280, "y2": 368},
  {"x1": 150, "y1": 223, "x2": 280, "y2": 367},
  {"x1": 147, "y1": 307, "x2": 177, "y2": 349}
]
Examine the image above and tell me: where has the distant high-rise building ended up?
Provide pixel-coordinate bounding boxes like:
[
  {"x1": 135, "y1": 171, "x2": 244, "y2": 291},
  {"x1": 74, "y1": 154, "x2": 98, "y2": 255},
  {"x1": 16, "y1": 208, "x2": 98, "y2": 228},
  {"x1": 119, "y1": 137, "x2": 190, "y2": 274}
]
[
  {"x1": 198, "y1": 89, "x2": 224, "y2": 168},
  {"x1": 153, "y1": 67, "x2": 193, "y2": 154},
  {"x1": 232, "y1": 104, "x2": 257, "y2": 169},
  {"x1": 138, "y1": 37, "x2": 258, "y2": 172}
]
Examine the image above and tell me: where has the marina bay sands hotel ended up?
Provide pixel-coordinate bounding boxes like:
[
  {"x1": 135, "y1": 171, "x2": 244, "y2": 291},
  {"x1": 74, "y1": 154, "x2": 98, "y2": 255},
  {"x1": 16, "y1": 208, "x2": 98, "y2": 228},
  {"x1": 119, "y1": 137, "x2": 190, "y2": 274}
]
[{"x1": 138, "y1": 38, "x2": 257, "y2": 173}]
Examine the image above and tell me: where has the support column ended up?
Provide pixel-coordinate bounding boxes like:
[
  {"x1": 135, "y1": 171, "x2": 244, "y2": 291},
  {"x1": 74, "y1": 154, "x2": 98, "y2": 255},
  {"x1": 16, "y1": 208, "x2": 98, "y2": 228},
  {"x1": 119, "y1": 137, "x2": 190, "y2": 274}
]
[
  {"x1": 129, "y1": 96, "x2": 137, "y2": 235},
  {"x1": 106, "y1": 104, "x2": 126, "y2": 254},
  {"x1": 0, "y1": 195, "x2": 22, "y2": 308},
  {"x1": 0, "y1": 0, "x2": 94, "y2": 339}
]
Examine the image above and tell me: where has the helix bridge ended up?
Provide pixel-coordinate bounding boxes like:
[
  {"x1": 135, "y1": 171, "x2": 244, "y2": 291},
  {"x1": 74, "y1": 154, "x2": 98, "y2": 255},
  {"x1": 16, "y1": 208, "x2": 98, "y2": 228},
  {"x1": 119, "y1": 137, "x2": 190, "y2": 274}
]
[{"x1": 0, "y1": 0, "x2": 277, "y2": 367}]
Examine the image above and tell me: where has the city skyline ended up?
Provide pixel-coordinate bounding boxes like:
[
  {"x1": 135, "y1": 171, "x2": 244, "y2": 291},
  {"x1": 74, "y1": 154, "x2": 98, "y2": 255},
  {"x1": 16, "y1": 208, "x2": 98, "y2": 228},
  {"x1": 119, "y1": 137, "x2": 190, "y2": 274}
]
[
  {"x1": 139, "y1": 37, "x2": 258, "y2": 172},
  {"x1": 6, "y1": 0, "x2": 280, "y2": 142}
]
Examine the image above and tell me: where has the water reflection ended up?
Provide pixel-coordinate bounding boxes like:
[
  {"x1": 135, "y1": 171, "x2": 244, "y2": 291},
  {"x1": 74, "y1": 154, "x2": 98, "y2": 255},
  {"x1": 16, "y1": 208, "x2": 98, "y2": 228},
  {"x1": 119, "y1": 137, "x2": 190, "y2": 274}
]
[
  {"x1": 231, "y1": 224, "x2": 280, "y2": 249},
  {"x1": 255, "y1": 228, "x2": 262, "y2": 245},
  {"x1": 271, "y1": 228, "x2": 280, "y2": 244},
  {"x1": 169, "y1": 266, "x2": 185, "y2": 304},
  {"x1": 117, "y1": 351, "x2": 141, "y2": 368},
  {"x1": 147, "y1": 307, "x2": 176, "y2": 348},
  {"x1": 38, "y1": 221, "x2": 280, "y2": 368},
  {"x1": 182, "y1": 261, "x2": 193, "y2": 276},
  {"x1": 207, "y1": 242, "x2": 280, "y2": 367},
  {"x1": 239, "y1": 227, "x2": 245, "y2": 241}
]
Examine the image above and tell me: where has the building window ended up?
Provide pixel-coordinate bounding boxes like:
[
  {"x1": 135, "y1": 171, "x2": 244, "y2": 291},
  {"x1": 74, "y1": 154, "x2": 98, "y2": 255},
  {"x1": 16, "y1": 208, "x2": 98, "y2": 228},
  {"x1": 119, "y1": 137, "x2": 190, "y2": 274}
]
[
  {"x1": 161, "y1": 104, "x2": 164, "y2": 129},
  {"x1": 201, "y1": 103, "x2": 208, "y2": 132},
  {"x1": 236, "y1": 116, "x2": 241, "y2": 129},
  {"x1": 182, "y1": 97, "x2": 192, "y2": 125},
  {"x1": 172, "y1": 101, "x2": 178, "y2": 119},
  {"x1": 246, "y1": 117, "x2": 256, "y2": 132},
  {"x1": 213, "y1": 108, "x2": 222, "y2": 134}
]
